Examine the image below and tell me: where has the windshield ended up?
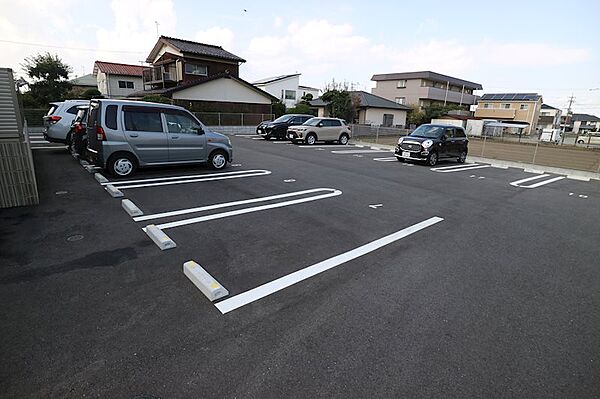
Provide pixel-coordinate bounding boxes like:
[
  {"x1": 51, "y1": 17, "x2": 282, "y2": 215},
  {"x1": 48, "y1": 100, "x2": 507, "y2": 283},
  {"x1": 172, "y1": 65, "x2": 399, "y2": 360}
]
[
  {"x1": 273, "y1": 115, "x2": 294, "y2": 123},
  {"x1": 304, "y1": 118, "x2": 321, "y2": 126},
  {"x1": 409, "y1": 125, "x2": 445, "y2": 138}
]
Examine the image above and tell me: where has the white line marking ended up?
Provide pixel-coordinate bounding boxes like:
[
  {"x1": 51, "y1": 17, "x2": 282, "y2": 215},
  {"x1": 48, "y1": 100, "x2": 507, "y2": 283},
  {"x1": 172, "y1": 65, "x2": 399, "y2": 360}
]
[
  {"x1": 103, "y1": 170, "x2": 271, "y2": 189},
  {"x1": 297, "y1": 145, "x2": 357, "y2": 148},
  {"x1": 509, "y1": 174, "x2": 566, "y2": 188},
  {"x1": 153, "y1": 188, "x2": 342, "y2": 230},
  {"x1": 431, "y1": 164, "x2": 491, "y2": 173},
  {"x1": 214, "y1": 216, "x2": 444, "y2": 314},
  {"x1": 373, "y1": 157, "x2": 398, "y2": 162},
  {"x1": 430, "y1": 163, "x2": 478, "y2": 170},
  {"x1": 579, "y1": 194, "x2": 588, "y2": 199},
  {"x1": 251, "y1": 137, "x2": 264, "y2": 140},
  {"x1": 369, "y1": 204, "x2": 383, "y2": 209},
  {"x1": 370, "y1": 147, "x2": 382, "y2": 150},
  {"x1": 331, "y1": 149, "x2": 392, "y2": 154},
  {"x1": 283, "y1": 179, "x2": 296, "y2": 183},
  {"x1": 134, "y1": 188, "x2": 337, "y2": 222},
  {"x1": 31, "y1": 146, "x2": 66, "y2": 150},
  {"x1": 271, "y1": 141, "x2": 291, "y2": 144},
  {"x1": 235, "y1": 134, "x2": 258, "y2": 137},
  {"x1": 353, "y1": 154, "x2": 363, "y2": 158}
]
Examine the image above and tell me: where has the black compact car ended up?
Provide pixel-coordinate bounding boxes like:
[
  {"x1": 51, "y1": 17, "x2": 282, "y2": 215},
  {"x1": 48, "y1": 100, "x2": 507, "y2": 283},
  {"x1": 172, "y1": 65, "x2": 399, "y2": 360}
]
[
  {"x1": 256, "y1": 114, "x2": 313, "y2": 140},
  {"x1": 395, "y1": 124, "x2": 468, "y2": 166}
]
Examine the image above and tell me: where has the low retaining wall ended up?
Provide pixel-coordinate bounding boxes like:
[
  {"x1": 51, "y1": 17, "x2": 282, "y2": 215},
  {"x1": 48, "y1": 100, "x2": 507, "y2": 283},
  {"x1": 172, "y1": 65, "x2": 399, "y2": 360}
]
[{"x1": 206, "y1": 126, "x2": 256, "y2": 135}]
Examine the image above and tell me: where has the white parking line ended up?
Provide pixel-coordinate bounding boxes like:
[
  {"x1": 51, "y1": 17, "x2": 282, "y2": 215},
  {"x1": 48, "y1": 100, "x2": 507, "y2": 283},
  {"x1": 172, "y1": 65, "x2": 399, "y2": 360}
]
[
  {"x1": 214, "y1": 216, "x2": 444, "y2": 314},
  {"x1": 235, "y1": 134, "x2": 258, "y2": 137},
  {"x1": 431, "y1": 164, "x2": 491, "y2": 173},
  {"x1": 103, "y1": 170, "x2": 271, "y2": 189},
  {"x1": 153, "y1": 188, "x2": 342, "y2": 230},
  {"x1": 373, "y1": 157, "x2": 398, "y2": 162},
  {"x1": 509, "y1": 174, "x2": 566, "y2": 188},
  {"x1": 134, "y1": 188, "x2": 336, "y2": 222},
  {"x1": 331, "y1": 149, "x2": 392, "y2": 154},
  {"x1": 297, "y1": 145, "x2": 357, "y2": 148}
]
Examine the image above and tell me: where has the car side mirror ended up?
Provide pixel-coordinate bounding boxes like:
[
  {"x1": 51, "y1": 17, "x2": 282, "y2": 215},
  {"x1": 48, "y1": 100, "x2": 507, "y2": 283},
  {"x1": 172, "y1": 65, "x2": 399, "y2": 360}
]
[
  {"x1": 318, "y1": 122, "x2": 323, "y2": 127},
  {"x1": 196, "y1": 126, "x2": 204, "y2": 135}
]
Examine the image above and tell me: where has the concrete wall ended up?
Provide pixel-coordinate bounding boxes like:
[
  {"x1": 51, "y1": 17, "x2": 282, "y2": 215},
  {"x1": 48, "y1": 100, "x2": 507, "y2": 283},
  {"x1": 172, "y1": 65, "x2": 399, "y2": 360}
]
[
  {"x1": 173, "y1": 78, "x2": 272, "y2": 104},
  {"x1": 431, "y1": 118, "x2": 466, "y2": 128},
  {"x1": 363, "y1": 108, "x2": 407, "y2": 127},
  {"x1": 96, "y1": 72, "x2": 143, "y2": 98}
]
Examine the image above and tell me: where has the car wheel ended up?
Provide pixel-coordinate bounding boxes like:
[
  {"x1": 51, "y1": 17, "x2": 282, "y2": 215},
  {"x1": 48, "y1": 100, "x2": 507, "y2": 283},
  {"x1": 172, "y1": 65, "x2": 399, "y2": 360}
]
[
  {"x1": 339, "y1": 133, "x2": 349, "y2": 145},
  {"x1": 306, "y1": 133, "x2": 317, "y2": 145},
  {"x1": 577, "y1": 139, "x2": 584, "y2": 144},
  {"x1": 108, "y1": 153, "x2": 136, "y2": 177},
  {"x1": 427, "y1": 151, "x2": 438, "y2": 166},
  {"x1": 264, "y1": 134, "x2": 272, "y2": 140},
  {"x1": 209, "y1": 150, "x2": 228, "y2": 170},
  {"x1": 396, "y1": 156, "x2": 405, "y2": 162},
  {"x1": 458, "y1": 151, "x2": 467, "y2": 163}
]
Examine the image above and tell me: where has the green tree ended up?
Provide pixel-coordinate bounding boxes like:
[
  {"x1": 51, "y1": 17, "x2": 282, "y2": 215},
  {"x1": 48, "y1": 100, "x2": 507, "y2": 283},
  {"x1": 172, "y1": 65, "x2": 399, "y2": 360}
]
[
  {"x1": 142, "y1": 94, "x2": 172, "y2": 104},
  {"x1": 423, "y1": 104, "x2": 463, "y2": 121},
  {"x1": 272, "y1": 100, "x2": 286, "y2": 118},
  {"x1": 300, "y1": 93, "x2": 313, "y2": 102},
  {"x1": 286, "y1": 103, "x2": 314, "y2": 115},
  {"x1": 321, "y1": 89, "x2": 354, "y2": 122},
  {"x1": 407, "y1": 105, "x2": 427, "y2": 126},
  {"x1": 21, "y1": 53, "x2": 72, "y2": 106}
]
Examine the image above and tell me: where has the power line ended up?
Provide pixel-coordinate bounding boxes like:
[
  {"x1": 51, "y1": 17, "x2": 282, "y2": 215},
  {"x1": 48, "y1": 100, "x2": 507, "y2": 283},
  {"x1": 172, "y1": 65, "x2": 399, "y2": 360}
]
[{"x1": 0, "y1": 39, "x2": 146, "y2": 54}]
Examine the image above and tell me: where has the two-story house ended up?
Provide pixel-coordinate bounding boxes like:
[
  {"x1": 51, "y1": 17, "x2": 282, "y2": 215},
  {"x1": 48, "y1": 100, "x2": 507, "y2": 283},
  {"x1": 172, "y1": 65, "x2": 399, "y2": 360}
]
[
  {"x1": 93, "y1": 61, "x2": 144, "y2": 98},
  {"x1": 130, "y1": 36, "x2": 278, "y2": 116},
  {"x1": 252, "y1": 74, "x2": 321, "y2": 107},
  {"x1": 537, "y1": 104, "x2": 562, "y2": 131},
  {"x1": 572, "y1": 113, "x2": 600, "y2": 134},
  {"x1": 371, "y1": 71, "x2": 482, "y2": 110},
  {"x1": 474, "y1": 93, "x2": 543, "y2": 134}
]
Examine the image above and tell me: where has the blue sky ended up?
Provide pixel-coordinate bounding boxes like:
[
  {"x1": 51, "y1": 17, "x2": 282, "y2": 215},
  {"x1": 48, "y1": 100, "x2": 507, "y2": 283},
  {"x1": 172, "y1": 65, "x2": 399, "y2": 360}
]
[{"x1": 1, "y1": 0, "x2": 598, "y2": 113}]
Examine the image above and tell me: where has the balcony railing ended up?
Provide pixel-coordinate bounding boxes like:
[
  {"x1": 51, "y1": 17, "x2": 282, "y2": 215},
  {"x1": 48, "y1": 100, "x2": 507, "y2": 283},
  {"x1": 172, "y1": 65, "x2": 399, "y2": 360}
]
[
  {"x1": 142, "y1": 64, "x2": 178, "y2": 86},
  {"x1": 474, "y1": 108, "x2": 517, "y2": 119}
]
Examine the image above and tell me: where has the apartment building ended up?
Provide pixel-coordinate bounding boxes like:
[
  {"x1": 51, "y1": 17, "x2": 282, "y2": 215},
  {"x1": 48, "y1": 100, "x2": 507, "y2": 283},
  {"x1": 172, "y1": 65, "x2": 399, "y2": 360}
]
[
  {"x1": 371, "y1": 71, "x2": 482, "y2": 109},
  {"x1": 474, "y1": 93, "x2": 543, "y2": 134},
  {"x1": 538, "y1": 104, "x2": 562, "y2": 131}
]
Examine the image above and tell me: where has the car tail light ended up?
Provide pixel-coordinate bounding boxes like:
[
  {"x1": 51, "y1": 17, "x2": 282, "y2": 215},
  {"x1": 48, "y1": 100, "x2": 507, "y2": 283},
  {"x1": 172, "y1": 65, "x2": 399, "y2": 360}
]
[
  {"x1": 96, "y1": 126, "x2": 106, "y2": 141},
  {"x1": 74, "y1": 124, "x2": 82, "y2": 134},
  {"x1": 48, "y1": 115, "x2": 61, "y2": 124}
]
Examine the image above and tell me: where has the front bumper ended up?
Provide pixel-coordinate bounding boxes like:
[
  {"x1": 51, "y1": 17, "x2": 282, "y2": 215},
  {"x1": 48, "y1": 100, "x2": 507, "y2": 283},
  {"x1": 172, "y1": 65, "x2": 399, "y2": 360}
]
[
  {"x1": 394, "y1": 145, "x2": 430, "y2": 160},
  {"x1": 287, "y1": 130, "x2": 303, "y2": 140}
]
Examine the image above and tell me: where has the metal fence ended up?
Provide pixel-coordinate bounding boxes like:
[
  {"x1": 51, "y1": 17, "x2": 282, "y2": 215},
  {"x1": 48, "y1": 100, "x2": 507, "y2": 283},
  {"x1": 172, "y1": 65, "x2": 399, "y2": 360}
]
[
  {"x1": 22, "y1": 108, "x2": 47, "y2": 127},
  {"x1": 194, "y1": 112, "x2": 274, "y2": 126},
  {"x1": 352, "y1": 124, "x2": 600, "y2": 174}
]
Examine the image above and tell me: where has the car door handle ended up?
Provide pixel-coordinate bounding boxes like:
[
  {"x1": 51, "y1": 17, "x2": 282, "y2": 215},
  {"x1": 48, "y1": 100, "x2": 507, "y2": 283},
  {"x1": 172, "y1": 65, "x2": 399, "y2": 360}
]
[
  {"x1": 129, "y1": 133, "x2": 139, "y2": 138},
  {"x1": 171, "y1": 135, "x2": 179, "y2": 140}
]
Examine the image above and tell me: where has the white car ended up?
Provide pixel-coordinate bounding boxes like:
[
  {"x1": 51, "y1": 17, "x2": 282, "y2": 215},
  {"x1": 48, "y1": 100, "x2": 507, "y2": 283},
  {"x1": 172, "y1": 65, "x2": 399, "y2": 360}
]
[
  {"x1": 43, "y1": 99, "x2": 89, "y2": 144},
  {"x1": 287, "y1": 117, "x2": 351, "y2": 145}
]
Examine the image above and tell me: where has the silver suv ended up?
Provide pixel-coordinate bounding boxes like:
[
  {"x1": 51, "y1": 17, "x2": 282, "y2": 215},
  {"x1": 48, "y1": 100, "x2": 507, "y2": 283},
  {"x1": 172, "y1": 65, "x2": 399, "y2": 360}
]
[
  {"x1": 86, "y1": 99, "x2": 233, "y2": 177},
  {"x1": 287, "y1": 117, "x2": 351, "y2": 145},
  {"x1": 43, "y1": 99, "x2": 90, "y2": 144}
]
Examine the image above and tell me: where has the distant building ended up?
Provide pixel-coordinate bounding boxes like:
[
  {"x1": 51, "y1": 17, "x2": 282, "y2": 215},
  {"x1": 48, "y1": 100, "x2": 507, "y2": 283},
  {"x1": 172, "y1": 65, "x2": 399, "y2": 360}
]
[
  {"x1": 538, "y1": 104, "x2": 562, "y2": 131},
  {"x1": 310, "y1": 91, "x2": 411, "y2": 127},
  {"x1": 69, "y1": 74, "x2": 97, "y2": 92},
  {"x1": 253, "y1": 74, "x2": 320, "y2": 107},
  {"x1": 474, "y1": 93, "x2": 543, "y2": 134},
  {"x1": 93, "y1": 61, "x2": 144, "y2": 98},
  {"x1": 371, "y1": 71, "x2": 482, "y2": 110},
  {"x1": 572, "y1": 113, "x2": 600, "y2": 134}
]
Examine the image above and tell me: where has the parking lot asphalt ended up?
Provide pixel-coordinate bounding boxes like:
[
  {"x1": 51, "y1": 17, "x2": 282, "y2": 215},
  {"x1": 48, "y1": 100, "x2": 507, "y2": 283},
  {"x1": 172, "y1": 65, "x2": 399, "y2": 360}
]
[{"x1": 1, "y1": 135, "x2": 600, "y2": 398}]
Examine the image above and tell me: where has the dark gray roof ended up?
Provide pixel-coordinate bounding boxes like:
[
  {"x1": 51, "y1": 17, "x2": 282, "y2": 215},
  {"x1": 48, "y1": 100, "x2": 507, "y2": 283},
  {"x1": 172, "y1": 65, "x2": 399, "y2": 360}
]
[
  {"x1": 149, "y1": 36, "x2": 245, "y2": 63},
  {"x1": 69, "y1": 73, "x2": 97, "y2": 87},
  {"x1": 253, "y1": 74, "x2": 300, "y2": 85},
  {"x1": 572, "y1": 113, "x2": 600, "y2": 122},
  {"x1": 541, "y1": 103, "x2": 560, "y2": 110},
  {"x1": 371, "y1": 71, "x2": 482, "y2": 90},
  {"x1": 481, "y1": 93, "x2": 542, "y2": 101},
  {"x1": 309, "y1": 91, "x2": 411, "y2": 111}
]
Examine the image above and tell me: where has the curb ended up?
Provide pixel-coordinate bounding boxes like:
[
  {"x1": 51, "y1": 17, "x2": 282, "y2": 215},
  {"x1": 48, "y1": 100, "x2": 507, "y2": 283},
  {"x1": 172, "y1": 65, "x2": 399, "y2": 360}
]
[
  {"x1": 144, "y1": 224, "x2": 176, "y2": 250},
  {"x1": 183, "y1": 261, "x2": 229, "y2": 302}
]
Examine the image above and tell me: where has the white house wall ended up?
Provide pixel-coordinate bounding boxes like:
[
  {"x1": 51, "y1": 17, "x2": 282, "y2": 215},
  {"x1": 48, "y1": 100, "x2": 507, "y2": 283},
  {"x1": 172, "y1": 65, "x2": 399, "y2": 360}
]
[
  {"x1": 154, "y1": 44, "x2": 182, "y2": 63},
  {"x1": 97, "y1": 73, "x2": 143, "y2": 98},
  {"x1": 255, "y1": 76, "x2": 301, "y2": 107},
  {"x1": 364, "y1": 108, "x2": 407, "y2": 127},
  {"x1": 172, "y1": 78, "x2": 272, "y2": 104}
]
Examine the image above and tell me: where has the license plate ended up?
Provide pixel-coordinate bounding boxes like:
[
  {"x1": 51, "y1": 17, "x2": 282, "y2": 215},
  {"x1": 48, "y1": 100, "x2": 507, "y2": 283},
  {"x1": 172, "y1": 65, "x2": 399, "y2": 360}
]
[{"x1": 402, "y1": 151, "x2": 410, "y2": 158}]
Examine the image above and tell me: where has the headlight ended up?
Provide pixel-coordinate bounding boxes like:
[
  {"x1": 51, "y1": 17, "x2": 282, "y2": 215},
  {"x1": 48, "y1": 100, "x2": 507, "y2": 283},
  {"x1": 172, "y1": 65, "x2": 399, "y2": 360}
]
[
  {"x1": 398, "y1": 137, "x2": 404, "y2": 144},
  {"x1": 422, "y1": 139, "x2": 433, "y2": 148}
]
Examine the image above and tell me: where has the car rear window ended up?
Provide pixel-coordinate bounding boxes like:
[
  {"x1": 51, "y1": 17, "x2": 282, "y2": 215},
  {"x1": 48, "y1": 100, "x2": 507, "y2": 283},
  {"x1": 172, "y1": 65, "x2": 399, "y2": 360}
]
[
  {"x1": 46, "y1": 105, "x2": 58, "y2": 116},
  {"x1": 455, "y1": 129, "x2": 466, "y2": 138},
  {"x1": 105, "y1": 105, "x2": 117, "y2": 130}
]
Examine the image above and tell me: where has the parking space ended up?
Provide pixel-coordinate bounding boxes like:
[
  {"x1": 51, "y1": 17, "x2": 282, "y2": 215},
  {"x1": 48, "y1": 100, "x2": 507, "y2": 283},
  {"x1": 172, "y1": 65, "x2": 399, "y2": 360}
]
[{"x1": 2, "y1": 133, "x2": 600, "y2": 397}]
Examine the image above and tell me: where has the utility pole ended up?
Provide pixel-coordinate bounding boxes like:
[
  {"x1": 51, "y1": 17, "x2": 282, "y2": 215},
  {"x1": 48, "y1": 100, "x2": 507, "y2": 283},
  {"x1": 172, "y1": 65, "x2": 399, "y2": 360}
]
[
  {"x1": 155, "y1": 21, "x2": 160, "y2": 37},
  {"x1": 561, "y1": 94, "x2": 575, "y2": 145}
]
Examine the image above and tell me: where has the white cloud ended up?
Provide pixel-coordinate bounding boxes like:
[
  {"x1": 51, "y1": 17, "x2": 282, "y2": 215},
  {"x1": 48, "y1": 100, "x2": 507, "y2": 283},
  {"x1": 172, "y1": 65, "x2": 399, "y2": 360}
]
[
  {"x1": 273, "y1": 16, "x2": 283, "y2": 28},
  {"x1": 95, "y1": 0, "x2": 176, "y2": 65},
  {"x1": 195, "y1": 27, "x2": 235, "y2": 50}
]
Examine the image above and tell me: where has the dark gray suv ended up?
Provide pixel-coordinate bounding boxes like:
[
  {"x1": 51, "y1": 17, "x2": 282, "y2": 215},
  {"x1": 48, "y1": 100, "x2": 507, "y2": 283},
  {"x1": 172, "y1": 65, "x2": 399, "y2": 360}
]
[{"x1": 395, "y1": 124, "x2": 468, "y2": 166}]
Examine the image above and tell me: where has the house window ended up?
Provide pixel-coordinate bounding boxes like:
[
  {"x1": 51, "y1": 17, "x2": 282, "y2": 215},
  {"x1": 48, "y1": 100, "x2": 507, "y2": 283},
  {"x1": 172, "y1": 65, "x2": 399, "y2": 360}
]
[
  {"x1": 520, "y1": 104, "x2": 529, "y2": 110},
  {"x1": 395, "y1": 97, "x2": 406, "y2": 105},
  {"x1": 284, "y1": 90, "x2": 296, "y2": 100},
  {"x1": 483, "y1": 103, "x2": 492, "y2": 109},
  {"x1": 185, "y1": 63, "x2": 208, "y2": 76},
  {"x1": 396, "y1": 80, "x2": 406, "y2": 88},
  {"x1": 118, "y1": 81, "x2": 134, "y2": 89},
  {"x1": 502, "y1": 103, "x2": 511, "y2": 109}
]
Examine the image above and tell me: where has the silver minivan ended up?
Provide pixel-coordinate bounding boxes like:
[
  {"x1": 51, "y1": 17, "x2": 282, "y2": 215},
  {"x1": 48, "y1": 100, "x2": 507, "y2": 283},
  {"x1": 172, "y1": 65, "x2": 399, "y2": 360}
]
[{"x1": 86, "y1": 99, "x2": 233, "y2": 177}]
